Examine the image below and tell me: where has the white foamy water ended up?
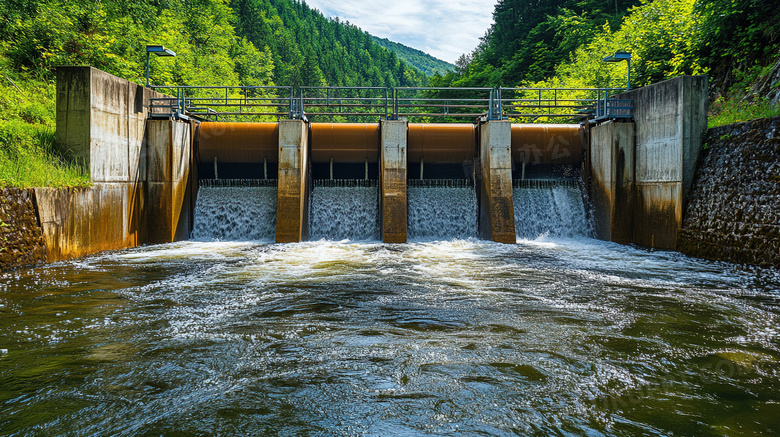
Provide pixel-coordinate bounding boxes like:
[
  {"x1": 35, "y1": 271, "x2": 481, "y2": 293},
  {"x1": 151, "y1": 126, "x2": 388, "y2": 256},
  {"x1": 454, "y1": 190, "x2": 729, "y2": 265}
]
[
  {"x1": 513, "y1": 183, "x2": 588, "y2": 239},
  {"x1": 191, "y1": 186, "x2": 277, "y2": 241},
  {"x1": 308, "y1": 183, "x2": 379, "y2": 241},
  {"x1": 408, "y1": 183, "x2": 477, "y2": 240}
]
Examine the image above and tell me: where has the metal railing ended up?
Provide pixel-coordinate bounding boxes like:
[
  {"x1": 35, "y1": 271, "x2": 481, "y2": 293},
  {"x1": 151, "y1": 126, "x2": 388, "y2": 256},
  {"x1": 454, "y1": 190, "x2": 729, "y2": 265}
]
[
  {"x1": 299, "y1": 86, "x2": 389, "y2": 120},
  {"x1": 498, "y1": 87, "x2": 632, "y2": 121},
  {"x1": 392, "y1": 87, "x2": 497, "y2": 120},
  {"x1": 150, "y1": 86, "x2": 294, "y2": 120},
  {"x1": 149, "y1": 85, "x2": 633, "y2": 122}
]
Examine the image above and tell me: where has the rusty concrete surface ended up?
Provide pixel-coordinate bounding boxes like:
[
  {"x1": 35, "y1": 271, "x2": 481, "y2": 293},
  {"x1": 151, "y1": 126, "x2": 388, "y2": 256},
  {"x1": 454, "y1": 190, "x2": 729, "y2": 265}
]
[
  {"x1": 34, "y1": 184, "x2": 144, "y2": 261},
  {"x1": 479, "y1": 121, "x2": 516, "y2": 244},
  {"x1": 276, "y1": 120, "x2": 309, "y2": 243},
  {"x1": 634, "y1": 183, "x2": 681, "y2": 249},
  {"x1": 589, "y1": 76, "x2": 708, "y2": 251},
  {"x1": 589, "y1": 121, "x2": 635, "y2": 244},
  {"x1": 146, "y1": 119, "x2": 193, "y2": 244},
  {"x1": 380, "y1": 120, "x2": 408, "y2": 243}
]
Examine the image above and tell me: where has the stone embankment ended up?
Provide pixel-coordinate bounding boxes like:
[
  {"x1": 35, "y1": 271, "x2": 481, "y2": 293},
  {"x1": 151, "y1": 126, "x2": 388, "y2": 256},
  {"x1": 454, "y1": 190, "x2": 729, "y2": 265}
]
[
  {"x1": 0, "y1": 188, "x2": 46, "y2": 270},
  {"x1": 678, "y1": 116, "x2": 780, "y2": 267}
]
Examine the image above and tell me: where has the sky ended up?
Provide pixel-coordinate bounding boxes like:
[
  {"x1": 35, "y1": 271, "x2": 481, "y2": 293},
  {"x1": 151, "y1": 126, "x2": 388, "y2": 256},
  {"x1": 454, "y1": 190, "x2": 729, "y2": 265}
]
[{"x1": 301, "y1": 0, "x2": 499, "y2": 65}]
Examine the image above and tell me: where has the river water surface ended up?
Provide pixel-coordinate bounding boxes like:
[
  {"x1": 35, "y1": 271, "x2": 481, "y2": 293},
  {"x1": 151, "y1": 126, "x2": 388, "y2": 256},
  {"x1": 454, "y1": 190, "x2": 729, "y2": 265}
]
[{"x1": 2, "y1": 236, "x2": 779, "y2": 436}]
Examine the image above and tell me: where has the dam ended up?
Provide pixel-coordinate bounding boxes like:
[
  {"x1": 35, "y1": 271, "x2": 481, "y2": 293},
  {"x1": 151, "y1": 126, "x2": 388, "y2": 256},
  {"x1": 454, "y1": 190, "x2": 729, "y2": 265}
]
[
  {"x1": 193, "y1": 120, "x2": 583, "y2": 243},
  {"x1": 2, "y1": 69, "x2": 779, "y2": 435}
]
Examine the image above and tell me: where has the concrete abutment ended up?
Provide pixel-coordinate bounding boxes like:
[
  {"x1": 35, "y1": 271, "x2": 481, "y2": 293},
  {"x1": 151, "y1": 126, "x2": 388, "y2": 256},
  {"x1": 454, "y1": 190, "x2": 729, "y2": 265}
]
[
  {"x1": 588, "y1": 76, "x2": 709, "y2": 251},
  {"x1": 478, "y1": 121, "x2": 516, "y2": 244},
  {"x1": 275, "y1": 119, "x2": 310, "y2": 243}
]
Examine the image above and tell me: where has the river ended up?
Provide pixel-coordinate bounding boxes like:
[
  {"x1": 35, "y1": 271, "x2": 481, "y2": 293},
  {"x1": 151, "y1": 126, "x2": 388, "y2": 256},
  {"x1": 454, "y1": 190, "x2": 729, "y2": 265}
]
[{"x1": 2, "y1": 236, "x2": 779, "y2": 435}]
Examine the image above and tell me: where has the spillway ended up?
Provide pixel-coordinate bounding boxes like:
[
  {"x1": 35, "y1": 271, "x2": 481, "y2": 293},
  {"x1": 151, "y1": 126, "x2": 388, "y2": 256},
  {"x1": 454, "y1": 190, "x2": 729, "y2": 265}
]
[
  {"x1": 407, "y1": 180, "x2": 478, "y2": 240},
  {"x1": 512, "y1": 179, "x2": 589, "y2": 240},
  {"x1": 194, "y1": 121, "x2": 588, "y2": 243},
  {"x1": 308, "y1": 180, "x2": 380, "y2": 241},
  {"x1": 191, "y1": 180, "x2": 277, "y2": 241}
]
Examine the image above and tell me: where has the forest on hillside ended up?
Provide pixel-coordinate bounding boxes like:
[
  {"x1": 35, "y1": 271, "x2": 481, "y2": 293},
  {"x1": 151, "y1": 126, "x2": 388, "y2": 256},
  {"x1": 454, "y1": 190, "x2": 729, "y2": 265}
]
[
  {"x1": 1, "y1": 0, "x2": 779, "y2": 187},
  {"x1": 371, "y1": 37, "x2": 455, "y2": 77},
  {"x1": 0, "y1": 0, "x2": 428, "y2": 187},
  {"x1": 438, "y1": 0, "x2": 780, "y2": 101}
]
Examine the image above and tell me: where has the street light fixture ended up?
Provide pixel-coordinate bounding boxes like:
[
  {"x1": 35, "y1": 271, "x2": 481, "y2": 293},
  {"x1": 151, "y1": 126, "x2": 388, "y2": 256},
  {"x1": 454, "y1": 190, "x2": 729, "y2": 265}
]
[
  {"x1": 145, "y1": 45, "x2": 176, "y2": 87},
  {"x1": 602, "y1": 50, "x2": 632, "y2": 90}
]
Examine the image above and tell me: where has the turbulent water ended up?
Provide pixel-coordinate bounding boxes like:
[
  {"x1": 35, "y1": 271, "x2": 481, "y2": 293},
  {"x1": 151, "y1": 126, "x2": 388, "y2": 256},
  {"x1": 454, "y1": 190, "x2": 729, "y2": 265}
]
[
  {"x1": 309, "y1": 182, "x2": 379, "y2": 241},
  {"x1": 408, "y1": 182, "x2": 477, "y2": 240},
  {"x1": 514, "y1": 181, "x2": 589, "y2": 239},
  {"x1": 1, "y1": 239, "x2": 779, "y2": 435},
  {"x1": 2, "y1": 185, "x2": 780, "y2": 435},
  {"x1": 191, "y1": 185, "x2": 277, "y2": 241}
]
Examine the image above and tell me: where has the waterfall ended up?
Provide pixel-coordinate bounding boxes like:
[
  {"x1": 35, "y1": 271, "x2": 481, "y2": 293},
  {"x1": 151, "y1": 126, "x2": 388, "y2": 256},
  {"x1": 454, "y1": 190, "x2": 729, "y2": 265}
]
[
  {"x1": 308, "y1": 180, "x2": 379, "y2": 241},
  {"x1": 513, "y1": 179, "x2": 588, "y2": 239},
  {"x1": 191, "y1": 180, "x2": 277, "y2": 241},
  {"x1": 407, "y1": 179, "x2": 477, "y2": 240}
]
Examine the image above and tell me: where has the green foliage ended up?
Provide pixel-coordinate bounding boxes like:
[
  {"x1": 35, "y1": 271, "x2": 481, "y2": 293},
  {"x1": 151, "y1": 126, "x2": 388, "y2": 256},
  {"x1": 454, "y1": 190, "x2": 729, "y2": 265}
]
[
  {"x1": 441, "y1": 0, "x2": 641, "y2": 88},
  {"x1": 0, "y1": 0, "x2": 431, "y2": 187},
  {"x1": 450, "y1": 0, "x2": 780, "y2": 110},
  {"x1": 535, "y1": 0, "x2": 706, "y2": 91},
  {"x1": 707, "y1": 97, "x2": 780, "y2": 129},
  {"x1": 371, "y1": 37, "x2": 454, "y2": 77},
  {"x1": 229, "y1": 0, "x2": 426, "y2": 87},
  {"x1": 696, "y1": 0, "x2": 780, "y2": 92},
  {"x1": 0, "y1": 77, "x2": 90, "y2": 188}
]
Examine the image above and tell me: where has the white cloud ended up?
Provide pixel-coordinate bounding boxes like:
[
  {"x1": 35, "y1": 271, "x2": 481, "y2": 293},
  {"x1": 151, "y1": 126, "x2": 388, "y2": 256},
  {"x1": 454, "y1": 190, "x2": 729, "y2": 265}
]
[{"x1": 302, "y1": 0, "x2": 498, "y2": 64}]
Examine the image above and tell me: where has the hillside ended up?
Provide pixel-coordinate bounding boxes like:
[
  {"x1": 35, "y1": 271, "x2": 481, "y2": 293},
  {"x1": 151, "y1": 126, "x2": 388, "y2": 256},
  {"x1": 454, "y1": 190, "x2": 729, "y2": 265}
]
[
  {"x1": 440, "y1": 0, "x2": 780, "y2": 110},
  {"x1": 0, "y1": 0, "x2": 430, "y2": 187},
  {"x1": 371, "y1": 37, "x2": 454, "y2": 77},
  {"x1": 230, "y1": 0, "x2": 426, "y2": 87}
]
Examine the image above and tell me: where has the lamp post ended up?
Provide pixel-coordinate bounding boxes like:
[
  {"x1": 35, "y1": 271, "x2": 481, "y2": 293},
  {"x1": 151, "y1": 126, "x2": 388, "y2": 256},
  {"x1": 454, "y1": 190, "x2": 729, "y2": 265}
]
[
  {"x1": 145, "y1": 45, "x2": 176, "y2": 87},
  {"x1": 602, "y1": 50, "x2": 632, "y2": 90}
]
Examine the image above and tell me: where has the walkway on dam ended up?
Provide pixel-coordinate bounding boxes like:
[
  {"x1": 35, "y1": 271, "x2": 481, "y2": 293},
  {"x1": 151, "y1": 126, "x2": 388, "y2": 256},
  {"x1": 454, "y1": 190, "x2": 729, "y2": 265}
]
[{"x1": 148, "y1": 85, "x2": 633, "y2": 123}]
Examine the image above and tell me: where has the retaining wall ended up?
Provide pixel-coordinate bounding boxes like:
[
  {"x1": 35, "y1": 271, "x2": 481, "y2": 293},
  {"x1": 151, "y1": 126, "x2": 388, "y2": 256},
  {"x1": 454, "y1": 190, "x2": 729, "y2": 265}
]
[
  {"x1": 27, "y1": 67, "x2": 194, "y2": 263},
  {"x1": 0, "y1": 189, "x2": 46, "y2": 270},
  {"x1": 678, "y1": 116, "x2": 780, "y2": 267}
]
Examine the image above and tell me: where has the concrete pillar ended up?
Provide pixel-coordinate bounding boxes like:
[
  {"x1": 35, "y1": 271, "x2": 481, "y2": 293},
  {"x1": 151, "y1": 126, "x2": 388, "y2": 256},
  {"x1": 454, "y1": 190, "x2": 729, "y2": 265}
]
[
  {"x1": 146, "y1": 119, "x2": 193, "y2": 244},
  {"x1": 478, "y1": 121, "x2": 516, "y2": 243},
  {"x1": 611, "y1": 75, "x2": 708, "y2": 250},
  {"x1": 276, "y1": 119, "x2": 309, "y2": 243},
  {"x1": 589, "y1": 121, "x2": 635, "y2": 244},
  {"x1": 380, "y1": 120, "x2": 408, "y2": 243}
]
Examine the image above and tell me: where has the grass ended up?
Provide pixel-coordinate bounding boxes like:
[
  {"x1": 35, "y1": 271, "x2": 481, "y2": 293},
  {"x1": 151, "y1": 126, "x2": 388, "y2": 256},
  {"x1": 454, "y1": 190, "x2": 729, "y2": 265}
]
[
  {"x1": 0, "y1": 70, "x2": 91, "y2": 188},
  {"x1": 708, "y1": 96, "x2": 780, "y2": 129}
]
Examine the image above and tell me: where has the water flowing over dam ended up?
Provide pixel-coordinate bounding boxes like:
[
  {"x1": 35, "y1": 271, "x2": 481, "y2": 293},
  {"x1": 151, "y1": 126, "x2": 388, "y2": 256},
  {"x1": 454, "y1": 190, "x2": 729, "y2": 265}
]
[
  {"x1": 309, "y1": 180, "x2": 380, "y2": 241},
  {"x1": 513, "y1": 179, "x2": 589, "y2": 239},
  {"x1": 191, "y1": 180, "x2": 278, "y2": 242}
]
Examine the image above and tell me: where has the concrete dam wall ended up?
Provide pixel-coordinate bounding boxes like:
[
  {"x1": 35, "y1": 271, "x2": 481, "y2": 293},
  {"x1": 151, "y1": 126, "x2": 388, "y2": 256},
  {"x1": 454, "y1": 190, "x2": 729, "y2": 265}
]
[
  {"x1": 194, "y1": 120, "x2": 584, "y2": 244},
  {"x1": 19, "y1": 66, "x2": 780, "y2": 269}
]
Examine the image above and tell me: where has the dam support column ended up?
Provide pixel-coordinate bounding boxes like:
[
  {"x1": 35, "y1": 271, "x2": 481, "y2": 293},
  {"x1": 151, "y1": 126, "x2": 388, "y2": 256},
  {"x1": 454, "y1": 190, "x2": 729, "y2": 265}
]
[
  {"x1": 589, "y1": 121, "x2": 636, "y2": 244},
  {"x1": 276, "y1": 119, "x2": 309, "y2": 243},
  {"x1": 590, "y1": 75, "x2": 708, "y2": 250},
  {"x1": 380, "y1": 120, "x2": 408, "y2": 243},
  {"x1": 146, "y1": 119, "x2": 194, "y2": 244},
  {"x1": 478, "y1": 121, "x2": 516, "y2": 243}
]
